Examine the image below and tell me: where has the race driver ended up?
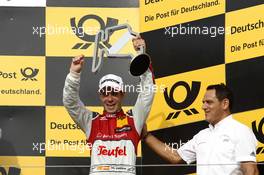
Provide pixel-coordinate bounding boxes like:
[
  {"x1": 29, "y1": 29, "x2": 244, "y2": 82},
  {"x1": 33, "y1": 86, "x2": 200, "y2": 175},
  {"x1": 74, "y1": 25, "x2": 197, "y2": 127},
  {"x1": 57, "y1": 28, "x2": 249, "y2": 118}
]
[{"x1": 63, "y1": 36, "x2": 155, "y2": 175}]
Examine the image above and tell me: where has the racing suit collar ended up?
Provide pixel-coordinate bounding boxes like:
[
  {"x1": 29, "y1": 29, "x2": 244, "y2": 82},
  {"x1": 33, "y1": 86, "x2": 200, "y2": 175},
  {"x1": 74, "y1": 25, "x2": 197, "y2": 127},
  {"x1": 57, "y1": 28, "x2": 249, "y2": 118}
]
[{"x1": 103, "y1": 109, "x2": 125, "y2": 118}]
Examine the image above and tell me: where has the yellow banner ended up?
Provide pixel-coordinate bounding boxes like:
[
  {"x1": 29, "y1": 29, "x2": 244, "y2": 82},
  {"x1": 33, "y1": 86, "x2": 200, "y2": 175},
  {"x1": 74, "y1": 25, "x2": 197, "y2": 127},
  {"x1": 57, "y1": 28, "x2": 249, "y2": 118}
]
[
  {"x1": 225, "y1": 4, "x2": 264, "y2": 63},
  {"x1": 140, "y1": 0, "x2": 225, "y2": 32},
  {"x1": 46, "y1": 106, "x2": 92, "y2": 157},
  {"x1": 0, "y1": 56, "x2": 45, "y2": 106},
  {"x1": 0, "y1": 156, "x2": 45, "y2": 175},
  {"x1": 46, "y1": 7, "x2": 139, "y2": 57},
  {"x1": 147, "y1": 64, "x2": 225, "y2": 131},
  {"x1": 233, "y1": 108, "x2": 264, "y2": 162}
]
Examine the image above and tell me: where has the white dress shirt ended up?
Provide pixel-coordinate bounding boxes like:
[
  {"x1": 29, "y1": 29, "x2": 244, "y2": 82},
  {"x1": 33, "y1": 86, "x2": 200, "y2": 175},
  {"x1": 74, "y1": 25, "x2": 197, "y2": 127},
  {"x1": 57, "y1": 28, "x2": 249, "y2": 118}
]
[{"x1": 177, "y1": 115, "x2": 257, "y2": 175}]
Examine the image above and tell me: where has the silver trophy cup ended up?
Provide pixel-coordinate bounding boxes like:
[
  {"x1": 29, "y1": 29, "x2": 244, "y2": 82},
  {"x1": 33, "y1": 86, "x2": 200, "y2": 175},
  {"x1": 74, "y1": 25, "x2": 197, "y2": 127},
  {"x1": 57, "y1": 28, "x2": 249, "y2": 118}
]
[{"x1": 92, "y1": 24, "x2": 150, "y2": 76}]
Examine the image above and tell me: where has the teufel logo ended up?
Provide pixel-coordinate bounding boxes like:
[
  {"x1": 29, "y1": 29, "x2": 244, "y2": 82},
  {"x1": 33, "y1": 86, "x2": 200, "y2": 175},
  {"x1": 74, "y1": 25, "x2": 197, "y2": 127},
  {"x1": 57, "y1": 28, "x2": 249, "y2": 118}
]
[
  {"x1": 164, "y1": 81, "x2": 201, "y2": 120},
  {"x1": 20, "y1": 67, "x2": 39, "y2": 81},
  {"x1": 70, "y1": 14, "x2": 118, "y2": 49},
  {"x1": 97, "y1": 146, "x2": 127, "y2": 157},
  {"x1": 0, "y1": 167, "x2": 21, "y2": 175},
  {"x1": 252, "y1": 117, "x2": 264, "y2": 154}
]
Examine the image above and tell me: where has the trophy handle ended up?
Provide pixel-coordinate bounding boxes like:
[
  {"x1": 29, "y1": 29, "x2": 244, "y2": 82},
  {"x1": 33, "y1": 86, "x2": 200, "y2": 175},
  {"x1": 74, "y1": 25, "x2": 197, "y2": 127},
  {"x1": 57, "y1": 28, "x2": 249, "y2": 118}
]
[
  {"x1": 92, "y1": 30, "x2": 108, "y2": 73},
  {"x1": 104, "y1": 24, "x2": 139, "y2": 59},
  {"x1": 139, "y1": 45, "x2": 145, "y2": 54},
  {"x1": 104, "y1": 24, "x2": 138, "y2": 40}
]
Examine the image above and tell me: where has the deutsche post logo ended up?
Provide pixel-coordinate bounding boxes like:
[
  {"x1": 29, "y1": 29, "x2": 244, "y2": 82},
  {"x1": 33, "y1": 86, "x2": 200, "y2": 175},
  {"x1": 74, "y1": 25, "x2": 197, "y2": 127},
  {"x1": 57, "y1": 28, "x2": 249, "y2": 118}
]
[
  {"x1": 252, "y1": 117, "x2": 264, "y2": 154},
  {"x1": 20, "y1": 67, "x2": 39, "y2": 81},
  {"x1": 164, "y1": 81, "x2": 201, "y2": 120},
  {"x1": 70, "y1": 15, "x2": 118, "y2": 50}
]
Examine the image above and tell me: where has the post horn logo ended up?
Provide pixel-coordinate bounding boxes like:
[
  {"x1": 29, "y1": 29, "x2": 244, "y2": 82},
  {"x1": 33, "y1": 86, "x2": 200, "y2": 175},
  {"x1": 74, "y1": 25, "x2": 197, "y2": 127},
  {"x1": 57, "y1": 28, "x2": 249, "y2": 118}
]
[
  {"x1": 252, "y1": 117, "x2": 264, "y2": 154},
  {"x1": 164, "y1": 81, "x2": 201, "y2": 120},
  {"x1": 70, "y1": 14, "x2": 118, "y2": 50},
  {"x1": 20, "y1": 67, "x2": 39, "y2": 81},
  {"x1": 0, "y1": 167, "x2": 21, "y2": 175}
]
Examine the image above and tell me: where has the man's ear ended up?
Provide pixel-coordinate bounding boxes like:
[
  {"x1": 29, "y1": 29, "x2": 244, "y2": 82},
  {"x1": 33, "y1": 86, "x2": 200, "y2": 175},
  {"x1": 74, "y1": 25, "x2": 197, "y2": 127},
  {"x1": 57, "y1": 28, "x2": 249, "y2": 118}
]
[{"x1": 222, "y1": 98, "x2": 230, "y2": 110}]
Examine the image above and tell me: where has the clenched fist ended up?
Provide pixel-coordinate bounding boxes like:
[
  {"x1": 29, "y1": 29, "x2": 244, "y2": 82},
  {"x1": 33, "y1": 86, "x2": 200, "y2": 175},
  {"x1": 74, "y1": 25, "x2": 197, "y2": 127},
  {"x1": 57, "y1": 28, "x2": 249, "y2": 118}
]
[{"x1": 70, "y1": 54, "x2": 85, "y2": 73}]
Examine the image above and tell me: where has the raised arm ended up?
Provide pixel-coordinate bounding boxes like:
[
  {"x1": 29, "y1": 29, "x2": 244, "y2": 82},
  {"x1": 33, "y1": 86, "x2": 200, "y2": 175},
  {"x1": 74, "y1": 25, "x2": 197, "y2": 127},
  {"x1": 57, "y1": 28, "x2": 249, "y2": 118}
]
[
  {"x1": 63, "y1": 55, "x2": 96, "y2": 138},
  {"x1": 131, "y1": 36, "x2": 155, "y2": 135}
]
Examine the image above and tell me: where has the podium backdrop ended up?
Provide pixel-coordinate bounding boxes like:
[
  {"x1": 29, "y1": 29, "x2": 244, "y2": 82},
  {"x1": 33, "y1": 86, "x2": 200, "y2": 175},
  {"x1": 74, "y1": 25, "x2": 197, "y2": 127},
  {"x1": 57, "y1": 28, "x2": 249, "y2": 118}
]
[{"x1": 0, "y1": 0, "x2": 263, "y2": 174}]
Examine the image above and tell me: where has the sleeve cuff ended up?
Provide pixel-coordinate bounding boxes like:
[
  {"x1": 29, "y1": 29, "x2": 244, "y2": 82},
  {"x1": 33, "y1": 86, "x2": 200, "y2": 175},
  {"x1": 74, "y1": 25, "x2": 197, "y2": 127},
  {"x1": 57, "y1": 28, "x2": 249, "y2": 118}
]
[
  {"x1": 236, "y1": 156, "x2": 257, "y2": 163},
  {"x1": 177, "y1": 149, "x2": 193, "y2": 165}
]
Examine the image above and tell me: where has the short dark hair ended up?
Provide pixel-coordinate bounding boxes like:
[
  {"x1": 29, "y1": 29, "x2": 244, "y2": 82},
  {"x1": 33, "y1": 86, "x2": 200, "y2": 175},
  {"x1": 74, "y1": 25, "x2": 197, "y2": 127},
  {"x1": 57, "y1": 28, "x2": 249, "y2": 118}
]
[{"x1": 207, "y1": 83, "x2": 233, "y2": 111}]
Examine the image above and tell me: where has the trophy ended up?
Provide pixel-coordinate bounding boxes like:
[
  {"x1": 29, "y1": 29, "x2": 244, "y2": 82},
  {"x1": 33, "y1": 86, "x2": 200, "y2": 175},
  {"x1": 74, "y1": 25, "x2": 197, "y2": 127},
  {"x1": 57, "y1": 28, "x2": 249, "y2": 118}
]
[{"x1": 92, "y1": 24, "x2": 150, "y2": 76}]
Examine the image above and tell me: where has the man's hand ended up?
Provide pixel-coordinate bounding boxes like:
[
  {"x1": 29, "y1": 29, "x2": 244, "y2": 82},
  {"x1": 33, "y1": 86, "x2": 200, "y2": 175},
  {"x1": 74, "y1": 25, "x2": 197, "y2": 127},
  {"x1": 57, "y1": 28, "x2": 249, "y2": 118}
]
[
  {"x1": 132, "y1": 35, "x2": 146, "y2": 51},
  {"x1": 70, "y1": 55, "x2": 85, "y2": 73},
  {"x1": 141, "y1": 124, "x2": 149, "y2": 141}
]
